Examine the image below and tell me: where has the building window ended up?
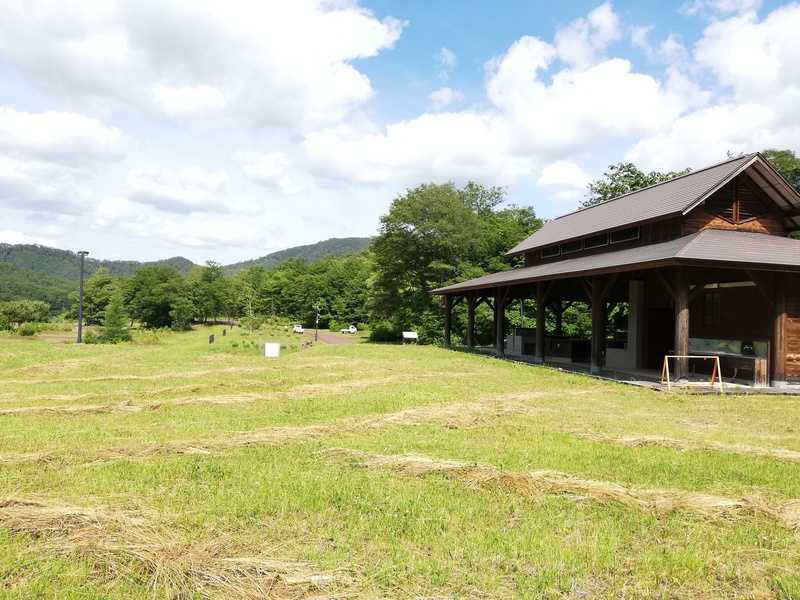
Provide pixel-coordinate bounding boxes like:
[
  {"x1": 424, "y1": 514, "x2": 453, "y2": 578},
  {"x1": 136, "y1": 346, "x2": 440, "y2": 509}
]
[
  {"x1": 560, "y1": 240, "x2": 583, "y2": 254},
  {"x1": 703, "y1": 291, "x2": 720, "y2": 327},
  {"x1": 610, "y1": 226, "x2": 640, "y2": 244},
  {"x1": 584, "y1": 233, "x2": 609, "y2": 249},
  {"x1": 541, "y1": 245, "x2": 560, "y2": 258}
]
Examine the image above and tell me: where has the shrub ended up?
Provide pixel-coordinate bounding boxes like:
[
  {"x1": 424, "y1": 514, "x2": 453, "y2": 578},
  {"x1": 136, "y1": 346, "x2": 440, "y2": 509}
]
[
  {"x1": 368, "y1": 321, "x2": 401, "y2": 343},
  {"x1": 17, "y1": 322, "x2": 37, "y2": 336},
  {"x1": 82, "y1": 330, "x2": 100, "y2": 344}
]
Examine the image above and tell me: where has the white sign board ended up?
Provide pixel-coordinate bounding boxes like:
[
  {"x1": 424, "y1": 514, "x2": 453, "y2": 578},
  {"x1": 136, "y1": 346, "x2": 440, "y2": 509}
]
[{"x1": 264, "y1": 343, "x2": 280, "y2": 358}]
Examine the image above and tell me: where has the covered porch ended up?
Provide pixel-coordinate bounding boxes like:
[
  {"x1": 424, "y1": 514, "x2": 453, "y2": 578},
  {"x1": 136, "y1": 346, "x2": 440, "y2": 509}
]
[{"x1": 434, "y1": 230, "x2": 800, "y2": 389}]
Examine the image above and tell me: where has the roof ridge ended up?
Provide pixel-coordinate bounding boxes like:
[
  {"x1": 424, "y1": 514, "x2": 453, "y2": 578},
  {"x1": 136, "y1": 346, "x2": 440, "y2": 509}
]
[{"x1": 555, "y1": 153, "x2": 756, "y2": 221}]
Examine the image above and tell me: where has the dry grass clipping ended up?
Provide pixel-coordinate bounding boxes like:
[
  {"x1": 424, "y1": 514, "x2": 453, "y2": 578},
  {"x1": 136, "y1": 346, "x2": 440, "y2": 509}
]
[
  {"x1": 0, "y1": 498, "x2": 355, "y2": 599},
  {"x1": 570, "y1": 430, "x2": 800, "y2": 462},
  {"x1": 0, "y1": 398, "x2": 525, "y2": 465},
  {"x1": 327, "y1": 448, "x2": 800, "y2": 538},
  {"x1": 0, "y1": 400, "x2": 142, "y2": 417}
]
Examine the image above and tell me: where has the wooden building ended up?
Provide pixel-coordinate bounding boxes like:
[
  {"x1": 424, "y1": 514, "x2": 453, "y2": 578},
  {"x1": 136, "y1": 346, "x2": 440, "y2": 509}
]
[{"x1": 431, "y1": 153, "x2": 800, "y2": 387}]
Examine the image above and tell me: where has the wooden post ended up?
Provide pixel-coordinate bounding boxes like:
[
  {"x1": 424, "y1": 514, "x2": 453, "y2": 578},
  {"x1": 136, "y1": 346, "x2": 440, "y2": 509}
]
[
  {"x1": 772, "y1": 273, "x2": 787, "y2": 387},
  {"x1": 443, "y1": 294, "x2": 453, "y2": 349},
  {"x1": 535, "y1": 282, "x2": 549, "y2": 364},
  {"x1": 466, "y1": 292, "x2": 477, "y2": 349},
  {"x1": 674, "y1": 267, "x2": 690, "y2": 380},
  {"x1": 590, "y1": 276, "x2": 605, "y2": 374},
  {"x1": 495, "y1": 287, "x2": 510, "y2": 357}
]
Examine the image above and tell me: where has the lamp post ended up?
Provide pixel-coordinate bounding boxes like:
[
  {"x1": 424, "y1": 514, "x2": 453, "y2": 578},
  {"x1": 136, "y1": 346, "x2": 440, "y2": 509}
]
[{"x1": 77, "y1": 251, "x2": 89, "y2": 344}]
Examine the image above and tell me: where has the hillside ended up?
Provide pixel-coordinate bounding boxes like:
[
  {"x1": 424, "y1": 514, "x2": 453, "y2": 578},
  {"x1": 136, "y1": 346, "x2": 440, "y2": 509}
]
[
  {"x1": 0, "y1": 237, "x2": 372, "y2": 284},
  {"x1": 0, "y1": 262, "x2": 76, "y2": 314},
  {"x1": 224, "y1": 237, "x2": 372, "y2": 274},
  {"x1": 0, "y1": 244, "x2": 196, "y2": 280}
]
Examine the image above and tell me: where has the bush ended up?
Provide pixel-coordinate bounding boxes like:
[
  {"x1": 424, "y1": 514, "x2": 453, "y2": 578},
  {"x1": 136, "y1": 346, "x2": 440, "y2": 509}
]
[
  {"x1": 368, "y1": 321, "x2": 401, "y2": 343},
  {"x1": 17, "y1": 322, "x2": 37, "y2": 336},
  {"x1": 82, "y1": 330, "x2": 100, "y2": 344}
]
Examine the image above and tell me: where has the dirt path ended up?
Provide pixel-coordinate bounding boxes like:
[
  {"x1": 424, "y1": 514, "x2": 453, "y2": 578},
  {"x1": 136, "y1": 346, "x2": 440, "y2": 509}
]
[{"x1": 302, "y1": 331, "x2": 357, "y2": 345}]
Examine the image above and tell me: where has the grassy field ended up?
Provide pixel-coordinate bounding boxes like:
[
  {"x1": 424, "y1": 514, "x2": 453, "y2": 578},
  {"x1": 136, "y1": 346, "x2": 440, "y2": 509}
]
[{"x1": 1, "y1": 325, "x2": 799, "y2": 599}]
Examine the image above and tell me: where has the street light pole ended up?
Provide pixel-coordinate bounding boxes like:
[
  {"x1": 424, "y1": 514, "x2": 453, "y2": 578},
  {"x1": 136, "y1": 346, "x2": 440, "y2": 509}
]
[{"x1": 77, "y1": 251, "x2": 89, "y2": 344}]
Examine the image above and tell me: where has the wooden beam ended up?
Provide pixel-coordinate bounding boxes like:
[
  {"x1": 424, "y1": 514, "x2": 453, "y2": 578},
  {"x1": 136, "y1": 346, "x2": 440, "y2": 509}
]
[
  {"x1": 674, "y1": 267, "x2": 690, "y2": 379},
  {"x1": 581, "y1": 277, "x2": 593, "y2": 302},
  {"x1": 590, "y1": 275, "x2": 605, "y2": 374},
  {"x1": 772, "y1": 272, "x2": 787, "y2": 387},
  {"x1": 466, "y1": 291, "x2": 478, "y2": 349},
  {"x1": 443, "y1": 294, "x2": 453, "y2": 349},
  {"x1": 535, "y1": 282, "x2": 549, "y2": 364},
  {"x1": 655, "y1": 268, "x2": 675, "y2": 301},
  {"x1": 598, "y1": 272, "x2": 620, "y2": 304},
  {"x1": 746, "y1": 269, "x2": 776, "y2": 307},
  {"x1": 495, "y1": 286, "x2": 511, "y2": 356},
  {"x1": 688, "y1": 271, "x2": 715, "y2": 304}
]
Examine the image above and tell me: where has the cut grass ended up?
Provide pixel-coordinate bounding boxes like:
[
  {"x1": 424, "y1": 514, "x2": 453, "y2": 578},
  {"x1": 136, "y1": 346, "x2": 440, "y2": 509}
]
[{"x1": 1, "y1": 326, "x2": 799, "y2": 598}]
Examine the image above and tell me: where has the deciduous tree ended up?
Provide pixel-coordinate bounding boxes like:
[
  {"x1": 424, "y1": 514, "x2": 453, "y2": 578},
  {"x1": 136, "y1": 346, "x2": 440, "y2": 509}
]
[{"x1": 582, "y1": 163, "x2": 691, "y2": 208}]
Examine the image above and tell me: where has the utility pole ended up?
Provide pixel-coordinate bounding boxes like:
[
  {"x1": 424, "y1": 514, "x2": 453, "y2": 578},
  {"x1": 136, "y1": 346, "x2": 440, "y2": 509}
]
[
  {"x1": 77, "y1": 251, "x2": 89, "y2": 344},
  {"x1": 314, "y1": 304, "x2": 320, "y2": 341}
]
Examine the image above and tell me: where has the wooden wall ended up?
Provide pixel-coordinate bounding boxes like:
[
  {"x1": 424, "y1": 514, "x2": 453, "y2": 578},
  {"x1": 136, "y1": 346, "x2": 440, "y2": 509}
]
[
  {"x1": 682, "y1": 209, "x2": 786, "y2": 236},
  {"x1": 689, "y1": 285, "x2": 773, "y2": 342}
]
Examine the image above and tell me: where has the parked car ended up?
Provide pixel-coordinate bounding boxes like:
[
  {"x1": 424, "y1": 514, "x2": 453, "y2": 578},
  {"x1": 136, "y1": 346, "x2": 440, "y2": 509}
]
[
  {"x1": 292, "y1": 324, "x2": 304, "y2": 333},
  {"x1": 340, "y1": 325, "x2": 357, "y2": 334}
]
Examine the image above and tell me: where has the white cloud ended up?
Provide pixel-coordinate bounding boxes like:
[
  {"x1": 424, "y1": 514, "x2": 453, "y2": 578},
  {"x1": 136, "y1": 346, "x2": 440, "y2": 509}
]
[
  {"x1": 236, "y1": 151, "x2": 299, "y2": 194},
  {"x1": 627, "y1": 3, "x2": 800, "y2": 170},
  {"x1": 0, "y1": 107, "x2": 130, "y2": 215},
  {"x1": 0, "y1": 229, "x2": 59, "y2": 247},
  {"x1": 0, "y1": 0, "x2": 404, "y2": 131},
  {"x1": 537, "y1": 161, "x2": 591, "y2": 203},
  {"x1": 92, "y1": 196, "x2": 278, "y2": 250},
  {"x1": 554, "y1": 2, "x2": 621, "y2": 69},
  {"x1": 437, "y1": 47, "x2": 457, "y2": 79},
  {"x1": 0, "y1": 108, "x2": 131, "y2": 166},
  {"x1": 124, "y1": 167, "x2": 262, "y2": 215},
  {"x1": 304, "y1": 4, "x2": 685, "y2": 191},
  {"x1": 682, "y1": 0, "x2": 763, "y2": 17},
  {"x1": 694, "y1": 5, "x2": 800, "y2": 104},
  {"x1": 428, "y1": 87, "x2": 464, "y2": 111}
]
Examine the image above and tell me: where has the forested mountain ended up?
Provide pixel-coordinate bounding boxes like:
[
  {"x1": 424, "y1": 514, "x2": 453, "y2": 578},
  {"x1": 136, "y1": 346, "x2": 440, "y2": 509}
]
[
  {"x1": 0, "y1": 237, "x2": 372, "y2": 281},
  {"x1": 0, "y1": 244, "x2": 196, "y2": 280},
  {"x1": 0, "y1": 263, "x2": 76, "y2": 314},
  {"x1": 224, "y1": 237, "x2": 372, "y2": 275}
]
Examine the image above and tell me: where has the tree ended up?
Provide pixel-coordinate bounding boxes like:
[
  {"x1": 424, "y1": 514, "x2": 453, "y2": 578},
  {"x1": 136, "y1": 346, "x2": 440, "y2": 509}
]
[
  {"x1": 370, "y1": 182, "x2": 543, "y2": 344},
  {"x1": 70, "y1": 267, "x2": 121, "y2": 325},
  {"x1": 582, "y1": 163, "x2": 691, "y2": 208},
  {"x1": 370, "y1": 182, "x2": 485, "y2": 328},
  {"x1": 124, "y1": 265, "x2": 186, "y2": 329},
  {"x1": 762, "y1": 148, "x2": 800, "y2": 192},
  {"x1": 186, "y1": 261, "x2": 230, "y2": 324},
  {"x1": 0, "y1": 299, "x2": 50, "y2": 328},
  {"x1": 101, "y1": 289, "x2": 132, "y2": 343}
]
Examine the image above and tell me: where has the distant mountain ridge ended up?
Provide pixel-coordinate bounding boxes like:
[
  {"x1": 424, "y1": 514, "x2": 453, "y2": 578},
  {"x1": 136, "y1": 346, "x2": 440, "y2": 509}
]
[
  {"x1": 0, "y1": 237, "x2": 373, "y2": 282},
  {"x1": 224, "y1": 237, "x2": 372, "y2": 274},
  {"x1": 0, "y1": 244, "x2": 195, "y2": 280}
]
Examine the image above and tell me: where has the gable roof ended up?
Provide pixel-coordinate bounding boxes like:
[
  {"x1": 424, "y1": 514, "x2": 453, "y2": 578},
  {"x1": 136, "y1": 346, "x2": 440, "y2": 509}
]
[
  {"x1": 433, "y1": 229, "x2": 800, "y2": 295},
  {"x1": 506, "y1": 153, "x2": 800, "y2": 257}
]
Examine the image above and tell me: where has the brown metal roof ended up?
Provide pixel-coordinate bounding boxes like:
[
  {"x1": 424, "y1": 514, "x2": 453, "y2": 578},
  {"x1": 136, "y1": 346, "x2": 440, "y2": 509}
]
[
  {"x1": 506, "y1": 153, "x2": 800, "y2": 257},
  {"x1": 432, "y1": 229, "x2": 800, "y2": 295}
]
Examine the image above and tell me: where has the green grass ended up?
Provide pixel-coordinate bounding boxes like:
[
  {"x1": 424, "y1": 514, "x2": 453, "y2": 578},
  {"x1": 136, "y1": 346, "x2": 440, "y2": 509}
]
[{"x1": 1, "y1": 326, "x2": 799, "y2": 598}]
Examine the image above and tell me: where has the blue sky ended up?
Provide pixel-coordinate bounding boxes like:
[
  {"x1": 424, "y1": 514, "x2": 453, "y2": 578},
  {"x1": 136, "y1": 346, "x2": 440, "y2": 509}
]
[{"x1": 0, "y1": 0, "x2": 797, "y2": 263}]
